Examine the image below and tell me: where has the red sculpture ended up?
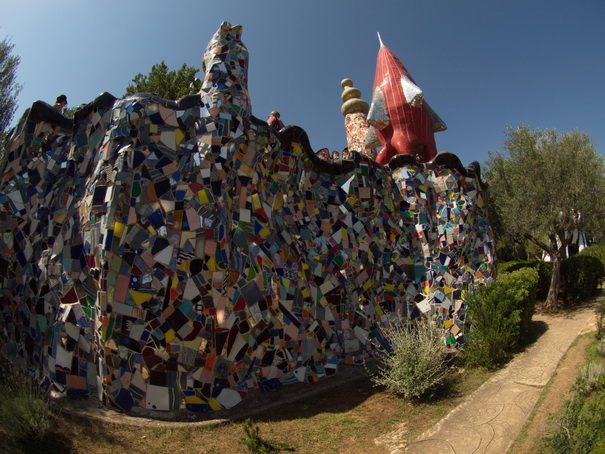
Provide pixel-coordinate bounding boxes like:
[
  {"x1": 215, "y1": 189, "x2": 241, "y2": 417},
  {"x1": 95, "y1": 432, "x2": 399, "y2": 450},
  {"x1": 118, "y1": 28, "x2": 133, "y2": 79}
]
[{"x1": 367, "y1": 35, "x2": 446, "y2": 165}]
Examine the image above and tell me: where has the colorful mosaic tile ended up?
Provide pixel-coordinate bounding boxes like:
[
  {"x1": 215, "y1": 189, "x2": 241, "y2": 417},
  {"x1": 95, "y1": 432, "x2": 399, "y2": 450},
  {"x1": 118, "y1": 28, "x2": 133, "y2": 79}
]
[{"x1": 0, "y1": 22, "x2": 494, "y2": 413}]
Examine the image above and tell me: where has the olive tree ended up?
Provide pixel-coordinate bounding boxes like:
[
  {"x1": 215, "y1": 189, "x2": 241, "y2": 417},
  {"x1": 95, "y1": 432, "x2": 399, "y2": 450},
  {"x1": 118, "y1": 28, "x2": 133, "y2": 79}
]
[{"x1": 486, "y1": 126, "x2": 605, "y2": 311}]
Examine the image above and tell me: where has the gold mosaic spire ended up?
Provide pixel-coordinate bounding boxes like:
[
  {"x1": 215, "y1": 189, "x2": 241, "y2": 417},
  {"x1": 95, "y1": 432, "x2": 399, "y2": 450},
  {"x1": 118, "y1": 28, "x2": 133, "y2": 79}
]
[{"x1": 340, "y1": 78, "x2": 369, "y2": 116}]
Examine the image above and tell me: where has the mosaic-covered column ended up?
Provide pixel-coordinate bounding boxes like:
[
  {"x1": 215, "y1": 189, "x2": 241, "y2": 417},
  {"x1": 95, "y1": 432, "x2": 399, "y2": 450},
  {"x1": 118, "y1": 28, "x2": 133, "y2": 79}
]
[{"x1": 340, "y1": 79, "x2": 375, "y2": 160}]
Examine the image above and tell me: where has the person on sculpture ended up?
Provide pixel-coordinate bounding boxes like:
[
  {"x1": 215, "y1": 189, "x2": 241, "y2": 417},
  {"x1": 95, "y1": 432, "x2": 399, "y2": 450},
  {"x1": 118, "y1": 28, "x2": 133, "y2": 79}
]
[
  {"x1": 316, "y1": 147, "x2": 330, "y2": 160},
  {"x1": 267, "y1": 110, "x2": 285, "y2": 131},
  {"x1": 54, "y1": 94, "x2": 68, "y2": 114}
]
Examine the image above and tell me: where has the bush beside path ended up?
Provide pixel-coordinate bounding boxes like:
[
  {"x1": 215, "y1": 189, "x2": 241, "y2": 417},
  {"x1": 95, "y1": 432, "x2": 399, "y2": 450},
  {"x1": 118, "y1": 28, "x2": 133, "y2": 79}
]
[{"x1": 377, "y1": 303, "x2": 597, "y2": 454}]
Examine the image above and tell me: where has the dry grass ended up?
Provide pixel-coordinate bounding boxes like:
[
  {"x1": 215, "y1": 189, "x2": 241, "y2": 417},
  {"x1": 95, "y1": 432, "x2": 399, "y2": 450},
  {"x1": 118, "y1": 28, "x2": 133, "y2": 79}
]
[{"x1": 0, "y1": 367, "x2": 493, "y2": 454}]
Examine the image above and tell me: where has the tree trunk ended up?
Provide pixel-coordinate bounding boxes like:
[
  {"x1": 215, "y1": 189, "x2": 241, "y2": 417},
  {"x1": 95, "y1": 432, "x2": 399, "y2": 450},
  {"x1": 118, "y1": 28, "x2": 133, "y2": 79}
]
[{"x1": 545, "y1": 252, "x2": 563, "y2": 312}]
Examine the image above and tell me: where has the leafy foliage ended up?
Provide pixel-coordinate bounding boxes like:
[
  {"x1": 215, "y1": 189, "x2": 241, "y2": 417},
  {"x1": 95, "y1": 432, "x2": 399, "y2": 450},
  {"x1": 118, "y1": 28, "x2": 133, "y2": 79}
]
[
  {"x1": 486, "y1": 126, "x2": 605, "y2": 310},
  {"x1": 597, "y1": 298, "x2": 605, "y2": 340},
  {"x1": 240, "y1": 418, "x2": 292, "y2": 453},
  {"x1": 498, "y1": 260, "x2": 553, "y2": 301},
  {"x1": 533, "y1": 261, "x2": 554, "y2": 301},
  {"x1": 499, "y1": 253, "x2": 603, "y2": 306},
  {"x1": 560, "y1": 255, "x2": 604, "y2": 304},
  {"x1": 464, "y1": 268, "x2": 538, "y2": 368},
  {"x1": 578, "y1": 243, "x2": 605, "y2": 268},
  {"x1": 0, "y1": 36, "x2": 21, "y2": 152},
  {"x1": 545, "y1": 337, "x2": 605, "y2": 453},
  {"x1": 497, "y1": 260, "x2": 535, "y2": 275},
  {"x1": 124, "y1": 61, "x2": 202, "y2": 100},
  {"x1": 485, "y1": 192, "x2": 531, "y2": 262},
  {"x1": 372, "y1": 317, "x2": 453, "y2": 399}
]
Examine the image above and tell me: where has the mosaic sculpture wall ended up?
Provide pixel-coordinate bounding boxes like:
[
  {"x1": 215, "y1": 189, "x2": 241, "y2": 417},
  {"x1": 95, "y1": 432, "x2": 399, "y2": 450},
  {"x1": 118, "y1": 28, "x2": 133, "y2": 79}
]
[{"x1": 0, "y1": 22, "x2": 494, "y2": 413}]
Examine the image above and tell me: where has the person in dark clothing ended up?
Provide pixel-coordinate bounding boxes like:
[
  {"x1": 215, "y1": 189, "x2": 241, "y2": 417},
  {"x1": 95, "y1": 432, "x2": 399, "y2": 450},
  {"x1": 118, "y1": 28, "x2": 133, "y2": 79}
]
[
  {"x1": 267, "y1": 111, "x2": 285, "y2": 131},
  {"x1": 54, "y1": 94, "x2": 68, "y2": 114}
]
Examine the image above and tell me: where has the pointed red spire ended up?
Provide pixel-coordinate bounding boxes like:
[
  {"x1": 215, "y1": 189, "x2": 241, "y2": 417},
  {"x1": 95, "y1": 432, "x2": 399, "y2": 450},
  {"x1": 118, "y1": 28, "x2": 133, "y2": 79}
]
[{"x1": 367, "y1": 40, "x2": 446, "y2": 165}]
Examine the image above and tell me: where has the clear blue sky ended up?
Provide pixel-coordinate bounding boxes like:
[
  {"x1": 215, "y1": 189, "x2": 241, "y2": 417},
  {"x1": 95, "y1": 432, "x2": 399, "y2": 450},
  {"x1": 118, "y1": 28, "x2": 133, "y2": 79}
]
[{"x1": 1, "y1": 0, "x2": 603, "y2": 166}]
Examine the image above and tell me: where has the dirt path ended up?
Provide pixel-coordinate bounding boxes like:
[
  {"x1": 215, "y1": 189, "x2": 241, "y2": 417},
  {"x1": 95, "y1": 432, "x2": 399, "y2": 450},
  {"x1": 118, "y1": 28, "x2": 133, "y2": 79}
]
[
  {"x1": 510, "y1": 334, "x2": 591, "y2": 453},
  {"x1": 391, "y1": 304, "x2": 596, "y2": 454}
]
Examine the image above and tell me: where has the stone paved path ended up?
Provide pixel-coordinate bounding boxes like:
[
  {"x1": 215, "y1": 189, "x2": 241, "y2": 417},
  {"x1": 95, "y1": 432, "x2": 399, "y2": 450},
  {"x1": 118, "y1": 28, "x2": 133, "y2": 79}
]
[{"x1": 375, "y1": 304, "x2": 597, "y2": 454}]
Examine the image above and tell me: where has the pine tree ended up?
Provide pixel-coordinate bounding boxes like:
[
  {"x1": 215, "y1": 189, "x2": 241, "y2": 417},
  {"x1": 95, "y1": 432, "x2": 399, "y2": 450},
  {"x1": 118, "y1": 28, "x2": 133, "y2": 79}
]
[{"x1": 124, "y1": 61, "x2": 201, "y2": 100}]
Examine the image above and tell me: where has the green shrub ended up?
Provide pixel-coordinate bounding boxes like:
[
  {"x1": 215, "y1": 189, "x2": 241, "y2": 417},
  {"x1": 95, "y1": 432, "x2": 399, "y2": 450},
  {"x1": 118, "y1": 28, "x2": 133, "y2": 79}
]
[
  {"x1": 534, "y1": 261, "x2": 553, "y2": 301},
  {"x1": 497, "y1": 260, "x2": 552, "y2": 300},
  {"x1": 372, "y1": 317, "x2": 452, "y2": 399},
  {"x1": 0, "y1": 361, "x2": 55, "y2": 442},
  {"x1": 576, "y1": 361, "x2": 605, "y2": 394},
  {"x1": 497, "y1": 260, "x2": 537, "y2": 274},
  {"x1": 547, "y1": 386, "x2": 605, "y2": 453},
  {"x1": 240, "y1": 418, "x2": 291, "y2": 453},
  {"x1": 579, "y1": 243, "x2": 605, "y2": 267},
  {"x1": 597, "y1": 337, "x2": 605, "y2": 356},
  {"x1": 463, "y1": 268, "x2": 539, "y2": 369},
  {"x1": 561, "y1": 255, "x2": 605, "y2": 304},
  {"x1": 597, "y1": 298, "x2": 605, "y2": 340},
  {"x1": 578, "y1": 244, "x2": 605, "y2": 295},
  {"x1": 545, "y1": 353, "x2": 605, "y2": 453},
  {"x1": 500, "y1": 248, "x2": 605, "y2": 305},
  {"x1": 514, "y1": 270, "x2": 539, "y2": 338}
]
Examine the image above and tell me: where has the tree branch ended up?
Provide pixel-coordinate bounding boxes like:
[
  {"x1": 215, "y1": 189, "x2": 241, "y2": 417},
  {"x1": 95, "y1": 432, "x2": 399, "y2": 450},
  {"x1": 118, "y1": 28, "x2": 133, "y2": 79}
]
[{"x1": 524, "y1": 233, "x2": 553, "y2": 254}]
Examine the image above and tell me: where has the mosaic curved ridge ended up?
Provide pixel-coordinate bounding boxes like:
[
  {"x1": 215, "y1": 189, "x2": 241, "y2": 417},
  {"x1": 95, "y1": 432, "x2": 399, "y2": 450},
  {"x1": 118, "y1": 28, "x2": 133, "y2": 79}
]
[{"x1": 0, "y1": 22, "x2": 494, "y2": 413}]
